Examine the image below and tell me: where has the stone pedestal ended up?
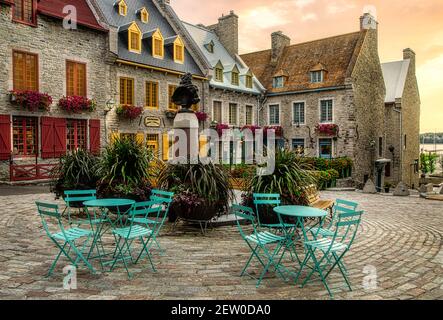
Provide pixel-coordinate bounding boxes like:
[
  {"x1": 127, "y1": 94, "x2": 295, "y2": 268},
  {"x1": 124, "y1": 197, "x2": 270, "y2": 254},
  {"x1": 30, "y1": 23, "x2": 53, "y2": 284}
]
[
  {"x1": 363, "y1": 179, "x2": 377, "y2": 194},
  {"x1": 393, "y1": 182, "x2": 410, "y2": 196},
  {"x1": 173, "y1": 112, "x2": 199, "y2": 163}
]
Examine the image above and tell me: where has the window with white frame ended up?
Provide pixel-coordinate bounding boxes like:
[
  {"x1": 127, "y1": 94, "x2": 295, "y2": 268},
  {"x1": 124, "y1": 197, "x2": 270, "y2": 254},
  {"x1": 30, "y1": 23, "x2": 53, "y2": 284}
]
[
  {"x1": 212, "y1": 101, "x2": 222, "y2": 123},
  {"x1": 311, "y1": 71, "x2": 323, "y2": 83},
  {"x1": 320, "y1": 99, "x2": 333, "y2": 123},
  {"x1": 229, "y1": 103, "x2": 238, "y2": 125},
  {"x1": 293, "y1": 102, "x2": 305, "y2": 125},
  {"x1": 292, "y1": 138, "x2": 305, "y2": 155},
  {"x1": 273, "y1": 76, "x2": 284, "y2": 88},
  {"x1": 269, "y1": 104, "x2": 280, "y2": 125},
  {"x1": 245, "y1": 105, "x2": 253, "y2": 125}
]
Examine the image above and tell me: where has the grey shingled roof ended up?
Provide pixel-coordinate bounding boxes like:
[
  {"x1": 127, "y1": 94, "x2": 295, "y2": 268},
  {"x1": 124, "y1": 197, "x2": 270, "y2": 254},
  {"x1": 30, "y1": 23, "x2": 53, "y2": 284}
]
[
  {"x1": 381, "y1": 59, "x2": 410, "y2": 103},
  {"x1": 95, "y1": 0, "x2": 203, "y2": 76}
]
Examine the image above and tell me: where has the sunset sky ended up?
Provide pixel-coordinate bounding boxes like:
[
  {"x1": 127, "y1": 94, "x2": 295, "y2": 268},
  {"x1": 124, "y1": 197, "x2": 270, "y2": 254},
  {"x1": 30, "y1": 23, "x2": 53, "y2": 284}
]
[{"x1": 173, "y1": 0, "x2": 443, "y2": 133}]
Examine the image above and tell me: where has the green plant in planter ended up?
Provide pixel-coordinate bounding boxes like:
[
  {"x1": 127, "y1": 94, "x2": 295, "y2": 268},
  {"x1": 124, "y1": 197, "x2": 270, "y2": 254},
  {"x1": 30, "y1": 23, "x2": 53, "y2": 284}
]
[
  {"x1": 50, "y1": 149, "x2": 100, "y2": 199},
  {"x1": 243, "y1": 149, "x2": 318, "y2": 224},
  {"x1": 157, "y1": 162, "x2": 234, "y2": 221},
  {"x1": 96, "y1": 136, "x2": 154, "y2": 202}
]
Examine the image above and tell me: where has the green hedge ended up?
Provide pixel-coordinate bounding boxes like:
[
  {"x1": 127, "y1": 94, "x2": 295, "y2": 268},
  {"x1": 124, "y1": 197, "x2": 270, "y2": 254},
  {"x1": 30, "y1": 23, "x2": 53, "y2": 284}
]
[{"x1": 301, "y1": 157, "x2": 353, "y2": 179}]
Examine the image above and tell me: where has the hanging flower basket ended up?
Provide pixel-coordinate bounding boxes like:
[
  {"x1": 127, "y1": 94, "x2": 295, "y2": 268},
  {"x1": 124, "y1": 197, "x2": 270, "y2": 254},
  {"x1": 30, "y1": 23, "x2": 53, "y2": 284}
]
[
  {"x1": 165, "y1": 110, "x2": 177, "y2": 119},
  {"x1": 315, "y1": 123, "x2": 339, "y2": 136},
  {"x1": 215, "y1": 123, "x2": 230, "y2": 136},
  {"x1": 241, "y1": 125, "x2": 261, "y2": 136},
  {"x1": 264, "y1": 126, "x2": 283, "y2": 137},
  {"x1": 58, "y1": 96, "x2": 96, "y2": 113},
  {"x1": 116, "y1": 105, "x2": 143, "y2": 120},
  {"x1": 9, "y1": 90, "x2": 53, "y2": 112},
  {"x1": 195, "y1": 111, "x2": 209, "y2": 122}
]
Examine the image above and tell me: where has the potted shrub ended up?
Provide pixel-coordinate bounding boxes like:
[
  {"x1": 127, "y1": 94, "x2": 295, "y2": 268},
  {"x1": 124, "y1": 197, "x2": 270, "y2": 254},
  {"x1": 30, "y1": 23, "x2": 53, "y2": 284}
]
[
  {"x1": 384, "y1": 182, "x2": 393, "y2": 193},
  {"x1": 50, "y1": 149, "x2": 100, "y2": 204},
  {"x1": 58, "y1": 96, "x2": 96, "y2": 113},
  {"x1": 243, "y1": 148, "x2": 317, "y2": 224},
  {"x1": 96, "y1": 136, "x2": 154, "y2": 212},
  {"x1": 116, "y1": 105, "x2": 143, "y2": 120},
  {"x1": 9, "y1": 90, "x2": 53, "y2": 111},
  {"x1": 157, "y1": 162, "x2": 234, "y2": 223}
]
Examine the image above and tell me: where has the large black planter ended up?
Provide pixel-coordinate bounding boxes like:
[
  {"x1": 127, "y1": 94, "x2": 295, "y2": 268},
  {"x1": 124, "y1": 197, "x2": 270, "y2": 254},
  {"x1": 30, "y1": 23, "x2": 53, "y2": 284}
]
[{"x1": 170, "y1": 202, "x2": 218, "y2": 222}]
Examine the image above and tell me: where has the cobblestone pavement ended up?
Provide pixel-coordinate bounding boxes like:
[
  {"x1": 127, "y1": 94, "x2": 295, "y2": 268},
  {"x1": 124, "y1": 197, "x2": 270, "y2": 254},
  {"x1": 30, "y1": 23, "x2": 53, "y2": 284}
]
[{"x1": 0, "y1": 191, "x2": 442, "y2": 300}]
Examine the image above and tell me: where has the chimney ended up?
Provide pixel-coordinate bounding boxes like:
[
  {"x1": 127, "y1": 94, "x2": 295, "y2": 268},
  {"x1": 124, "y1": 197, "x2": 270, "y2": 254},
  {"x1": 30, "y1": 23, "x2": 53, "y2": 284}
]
[
  {"x1": 271, "y1": 31, "x2": 290, "y2": 65},
  {"x1": 360, "y1": 12, "x2": 378, "y2": 30},
  {"x1": 403, "y1": 48, "x2": 416, "y2": 73},
  {"x1": 210, "y1": 11, "x2": 239, "y2": 56}
]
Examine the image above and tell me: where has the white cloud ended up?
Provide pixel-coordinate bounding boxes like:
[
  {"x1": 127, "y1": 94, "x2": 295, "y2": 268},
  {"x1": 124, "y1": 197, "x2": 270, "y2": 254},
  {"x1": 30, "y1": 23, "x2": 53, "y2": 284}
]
[
  {"x1": 301, "y1": 13, "x2": 318, "y2": 22},
  {"x1": 242, "y1": 6, "x2": 290, "y2": 29},
  {"x1": 293, "y1": 0, "x2": 316, "y2": 9},
  {"x1": 417, "y1": 54, "x2": 443, "y2": 92},
  {"x1": 327, "y1": 0, "x2": 356, "y2": 15}
]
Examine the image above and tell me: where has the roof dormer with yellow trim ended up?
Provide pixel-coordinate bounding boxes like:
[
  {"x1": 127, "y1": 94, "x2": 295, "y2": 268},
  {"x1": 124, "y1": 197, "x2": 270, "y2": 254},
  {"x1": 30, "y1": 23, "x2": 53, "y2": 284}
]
[
  {"x1": 116, "y1": 0, "x2": 127, "y2": 17},
  {"x1": 152, "y1": 29, "x2": 164, "y2": 59},
  {"x1": 128, "y1": 22, "x2": 142, "y2": 54},
  {"x1": 173, "y1": 36, "x2": 185, "y2": 64},
  {"x1": 139, "y1": 7, "x2": 149, "y2": 24}
]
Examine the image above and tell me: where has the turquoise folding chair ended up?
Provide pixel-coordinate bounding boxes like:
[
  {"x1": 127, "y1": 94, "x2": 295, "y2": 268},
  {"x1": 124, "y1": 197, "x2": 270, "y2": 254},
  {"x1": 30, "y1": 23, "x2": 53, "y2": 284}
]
[
  {"x1": 63, "y1": 190, "x2": 97, "y2": 225},
  {"x1": 296, "y1": 210, "x2": 365, "y2": 298},
  {"x1": 36, "y1": 202, "x2": 95, "y2": 277},
  {"x1": 253, "y1": 193, "x2": 296, "y2": 230},
  {"x1": 233, "y1": 204, "x2": 287, "y2": 288},
  {"x1": 128, "y1": 189, "x2": 174, "y2": 253},
  {"x1": 111, "y1": 202, "x2": 157, "y2": 279},
  {"x1": 310, "y1": 199, "x2": 359, "y2": 238}
]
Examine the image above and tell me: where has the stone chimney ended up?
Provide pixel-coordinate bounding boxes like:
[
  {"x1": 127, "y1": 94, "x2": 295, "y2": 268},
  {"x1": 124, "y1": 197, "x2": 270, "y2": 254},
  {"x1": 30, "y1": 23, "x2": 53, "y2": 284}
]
[
  {"x1": 208, "y1": 11, "x2": 238, "y2": 56},
  {"x1": 403, "y1": 48, "x2": 416, "y2": 73},
  {"x1": 360, "y1": 12, "x2": 378, "y2": 30},
  {"x1": 271, "y1": 31, "x2": 290, "y2": 65}
]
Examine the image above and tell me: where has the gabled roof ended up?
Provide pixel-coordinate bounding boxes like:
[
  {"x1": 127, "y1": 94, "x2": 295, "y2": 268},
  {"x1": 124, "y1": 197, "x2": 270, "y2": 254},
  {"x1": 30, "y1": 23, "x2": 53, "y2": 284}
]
[
  {"x1": 241, "y1": 31, "x2": 366, "y2": 93},
  {"x1": 37, "y1": 0, "x2": 107, "y2": 32},
  {"x1": 93, "y1": 0, "x2": 203, "y2": 76},
  {"x1": 183, "y1": 21, "x2": 264, "y2": 94},
  {"x1": 381, "y1": 60, "x2": 411, "y2": 103}
]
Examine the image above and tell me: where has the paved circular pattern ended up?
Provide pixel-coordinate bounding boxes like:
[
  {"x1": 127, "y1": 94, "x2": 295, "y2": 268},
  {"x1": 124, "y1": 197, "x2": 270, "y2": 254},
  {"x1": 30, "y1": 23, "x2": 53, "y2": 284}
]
[{"x1": 0, "y1": 191, "x2": 441, "y2": 300}]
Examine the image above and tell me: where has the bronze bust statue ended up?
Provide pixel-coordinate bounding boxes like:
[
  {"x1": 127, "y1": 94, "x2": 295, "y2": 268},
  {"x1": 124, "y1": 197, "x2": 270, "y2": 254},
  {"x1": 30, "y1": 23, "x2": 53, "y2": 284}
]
[{"x1": 172, "y1": 73, "x2": 200, "y2": 113}]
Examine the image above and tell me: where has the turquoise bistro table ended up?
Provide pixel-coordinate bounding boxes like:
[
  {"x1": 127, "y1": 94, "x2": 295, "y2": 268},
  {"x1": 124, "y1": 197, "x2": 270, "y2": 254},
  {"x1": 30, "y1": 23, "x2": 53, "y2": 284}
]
[{"x1": 83, "y1": 199, "x2": 136, "y2": 269}]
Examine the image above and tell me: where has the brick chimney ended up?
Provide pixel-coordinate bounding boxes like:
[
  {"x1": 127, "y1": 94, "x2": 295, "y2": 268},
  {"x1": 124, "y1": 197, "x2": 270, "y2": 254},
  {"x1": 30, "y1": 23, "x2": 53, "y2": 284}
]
[
  {"x1": 360, "y1": 12, "x2": 378, "y2": 30},
  {"x1": 208, "y1": 11, "x2": 238, "y2": 56},
  {"x1": 403, "y1": 48, "x2": 416, "y2": 73},
  {"x1": 271, "y1": 31, "x2": 290, "y2": 65}
]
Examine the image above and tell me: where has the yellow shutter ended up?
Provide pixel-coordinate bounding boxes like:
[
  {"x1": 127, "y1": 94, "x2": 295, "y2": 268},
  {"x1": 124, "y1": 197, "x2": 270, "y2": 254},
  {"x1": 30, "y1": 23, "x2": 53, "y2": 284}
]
[
  {"x1": 110, "y1": 132, "x2": 120, "y2": 144},
  {"x1": 199, "y1": 135, "x2": 208, "y2": 157},
  {"x1": 162, "y1": 133, "x2": 169, "y2": 161},
  {"x1": 136, "y1": 132, "x2": 144, "y2": 145}
]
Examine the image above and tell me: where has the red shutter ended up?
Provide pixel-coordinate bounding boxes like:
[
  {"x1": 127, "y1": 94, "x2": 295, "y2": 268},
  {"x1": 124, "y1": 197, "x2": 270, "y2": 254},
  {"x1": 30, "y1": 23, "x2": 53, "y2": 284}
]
[
  {"x1": 54, "y1": 118, "x2": 67, "y2": 157},
  {"x1": 0, "y1": 115, "x2": 11, "y2": 161},
  {"x1": 41, "y1": 117, "x2": 55, "y2": 159},
  {"x1": 89, "y1": 119, "x2": 101, "y2": 155}
]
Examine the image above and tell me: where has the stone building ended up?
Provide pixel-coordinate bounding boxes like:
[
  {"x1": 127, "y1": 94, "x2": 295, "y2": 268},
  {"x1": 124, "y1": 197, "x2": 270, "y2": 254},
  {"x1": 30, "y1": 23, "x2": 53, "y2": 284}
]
[
  {"x1": 0, "y1": 0, "x2": 109, "y2": 182},
  {"x1": 241, "y1": 14, "x2": 389, "y2": 188},
  {"x1": 89, "y1": 0, "x2": 208, "y2": 161},
  {"x1": 382, "y1": 49, "x2": 421, "y2": 188}
]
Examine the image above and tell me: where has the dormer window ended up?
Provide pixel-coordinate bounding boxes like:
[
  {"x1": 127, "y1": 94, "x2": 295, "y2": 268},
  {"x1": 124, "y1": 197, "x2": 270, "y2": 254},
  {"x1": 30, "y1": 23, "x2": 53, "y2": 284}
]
[
  {"x1": 232, "y1": 72, "x2": 239, "y2": 86},
  {"x1": 246, "y1": 75, "x2": 253, "y2": 88},
  {"x1": 205, "y1": 41, "x2": 215, "y2": 53},
  {"x1": 311, "y1": 71, "x2": 324, "y2": 83},
  {"x1": 273, "y1": 76, "x2": 284, "y2": 88},
  {"x1": 117, "y1": 0, "x2": 128, "y2": 16},
  {"x1": 13, "y1": 0, "x2": 36, "y2": 25},
  {"x1": 173, "y1": 36, "x2": 185, "y2": 64},
  {"x1": 128, "y1": 22, "x2": 142, "y2": 54},
  {"x1": 152, "y1": 29, "x2": 164, "y2": 59},
  {"x1": 139, "y1": 7, "x2": 149, "y2": 23},
  {"x1": 214, "y1": 61, "x2": 224, "y2": 82}
]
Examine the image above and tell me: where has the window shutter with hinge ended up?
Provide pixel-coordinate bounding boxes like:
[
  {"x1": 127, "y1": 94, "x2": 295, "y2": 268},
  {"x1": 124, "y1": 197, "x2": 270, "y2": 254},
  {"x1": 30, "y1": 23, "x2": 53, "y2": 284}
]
[
  {"x1": 89, "y1": 119, "x2": 101, "y2": 155},
  {"x1": 0, "y1": 115, "x2": 11, "y2": 161},
  {"x1": 54, "y1": 118, "x2": 67, "y2": 157},
  {"x1": 41, "y1": 117, "x2": 55, "y2": 159}
]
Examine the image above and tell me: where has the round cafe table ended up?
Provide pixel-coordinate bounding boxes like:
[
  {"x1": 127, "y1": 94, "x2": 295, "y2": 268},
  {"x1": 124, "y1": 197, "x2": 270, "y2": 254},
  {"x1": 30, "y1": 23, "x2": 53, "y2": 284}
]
[{"x1": 83, "y1": 199, "x2": 136, "y2": 268}]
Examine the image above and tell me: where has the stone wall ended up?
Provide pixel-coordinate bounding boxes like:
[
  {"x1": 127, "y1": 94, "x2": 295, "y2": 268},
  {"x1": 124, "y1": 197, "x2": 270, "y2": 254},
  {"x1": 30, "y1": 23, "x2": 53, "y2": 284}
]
[{"x1": 0, "y1": 6, "x2": 109, "y2": 181}]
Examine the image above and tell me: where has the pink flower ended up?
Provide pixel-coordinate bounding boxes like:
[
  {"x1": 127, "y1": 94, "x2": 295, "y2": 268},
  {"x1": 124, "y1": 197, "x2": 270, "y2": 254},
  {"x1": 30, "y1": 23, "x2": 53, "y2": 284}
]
[
  {"x1": 195, "y1": 111, "x2": 209, "y2": 122},
  {"x1": 116, "y1": 105, "x2": 143, "y2": 120},
  {"x1": 58, "y1": 96, "x2": 96, "y2": 113},
  {"x1": 10, "y1": 90, "x2": 53, "y2": 111}
]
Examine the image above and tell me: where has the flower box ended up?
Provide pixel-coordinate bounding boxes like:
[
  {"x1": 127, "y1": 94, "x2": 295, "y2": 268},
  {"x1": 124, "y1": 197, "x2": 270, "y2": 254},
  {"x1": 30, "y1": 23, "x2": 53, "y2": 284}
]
[
  {"x1": 241, "y1": 125, "x2": 261, "y2": 136},
  {"x1": 215, "y1": 123, "x2": 230, "y2": 136},
  {"x1": 116, "y1": 105, "x2": 144, "y2": 120},
  {"x1": 9, "y1": 90, "x2": 53, "y2": 112},
  {"x1": 315, "y1": 123, "x2": 339, "y2": 136},
  {"x1": 264, "y1": 126, "x2": 283, "y2": 137},
  {"x1": 58, "y1": 96, "x2": 96, "y2": 113},
  {"x1": 195, "y1": 111, "x2": 209, "y2": 122}
]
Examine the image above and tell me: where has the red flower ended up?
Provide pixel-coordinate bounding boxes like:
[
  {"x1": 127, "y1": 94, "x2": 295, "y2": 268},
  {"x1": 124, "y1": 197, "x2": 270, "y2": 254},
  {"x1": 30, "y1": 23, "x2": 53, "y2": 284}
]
[
  {"x1": 241, "y1": 125, "x2": 261, "y2": 136},
  {"x1": 263, "y1": 126, "x2": 283, "y2": 137},
  {"x1": 10, "y1": 90, "x2": 53, "y2": 111},
  {"x1": 195, "y1": 111, "x2": 209, "y2": 122},
  {"x1": 116, "y1": 105, "x2": 143, "y2": 120},
  {"x1": 315, "y1": 124, "x2": 339, "y2": 136},
  {"x1": 215, "y1": 123, "x2": 230, "y2": 136},
  {"x1": 58, "y1": 96, "x2": 96, "y2": 113}
]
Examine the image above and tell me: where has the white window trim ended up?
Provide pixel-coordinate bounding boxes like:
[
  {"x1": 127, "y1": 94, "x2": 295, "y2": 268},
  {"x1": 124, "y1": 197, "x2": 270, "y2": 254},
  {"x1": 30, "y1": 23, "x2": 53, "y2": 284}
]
[
  {"x1": 311, "y1": 71, "x2": 324, "y2": 83},
  {"x1": 211, "y1": 99, "x2": 223, "y2": 124},
  {"x1": 245, "y1": 104, "x2": 255, "y2": 125},
  {"x1": 292, "y1": 100, "x2": 306, "y2": 126},
  {"x1": 292, "y1": 137, "x2": 306, "y2": 149},
  {"x1": 228, "y1": 102, "x2": 239, "y2": 126},
  {"x1": 317, "y1": 137, "x2": 334, "y2": 158},
  {"x1": 318, "y1": 98, "x2": 335, "y2": 124},
  {"x1": 268, "y1": 103, "x2": 281, "y2": 126}
]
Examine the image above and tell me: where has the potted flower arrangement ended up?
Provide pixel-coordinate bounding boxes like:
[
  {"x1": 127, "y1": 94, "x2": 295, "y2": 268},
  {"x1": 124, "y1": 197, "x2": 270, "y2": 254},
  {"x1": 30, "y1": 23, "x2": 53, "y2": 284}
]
[
  {"x1": 58, "y1": 96, "x2": 96, "y2": 113},
  {"x1": 264, "y1": 125, "x2": 283, "y2": 137},
  {"x1": 384, "y1": 182, "x2": 393, "y2": 193},
  {"x1": 116, "y1": 104, "x2": 143, "y2": 120},
  {"x1": 241, "y1": 125, "x2": 261, "y2": 136},
  {"x1": 215, "y1": 123, "x2": 230, "y2": 136},
  {"x1": 195, "y1": 111, "x2": 209, "y2": 122},
  {"x1": 165, "y1": 110, "x2": 177, "y2": 119},
  {"x1": 9, "y1": 90, "x2": 53, "y2": 111},
  {"x1": 315, "y1": 123, "x2": 339, "y2": 136}
]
